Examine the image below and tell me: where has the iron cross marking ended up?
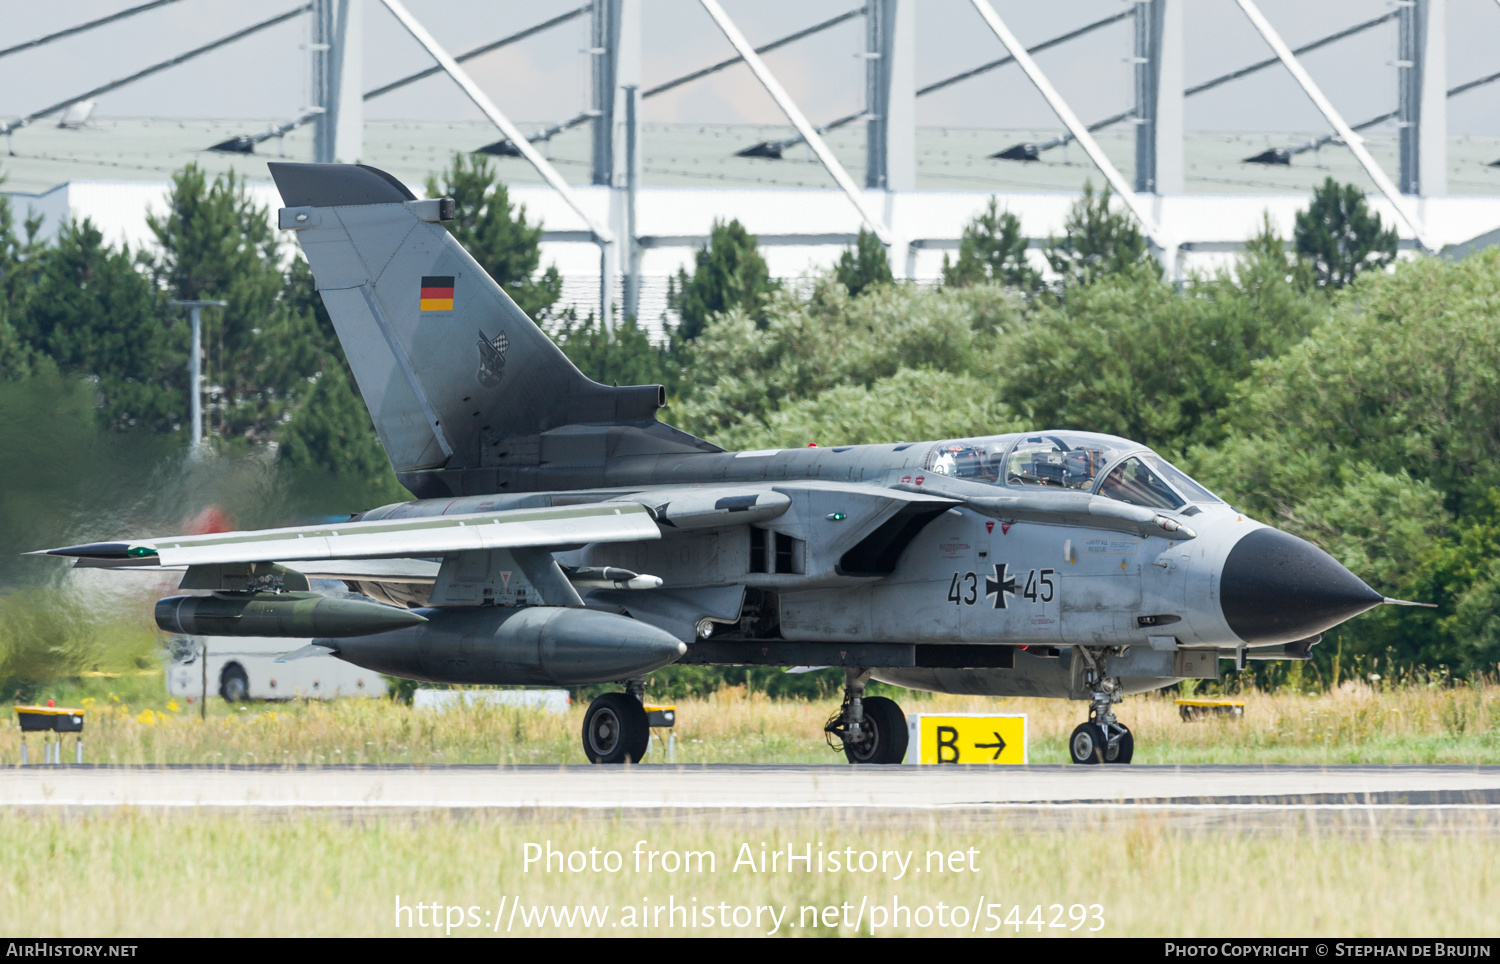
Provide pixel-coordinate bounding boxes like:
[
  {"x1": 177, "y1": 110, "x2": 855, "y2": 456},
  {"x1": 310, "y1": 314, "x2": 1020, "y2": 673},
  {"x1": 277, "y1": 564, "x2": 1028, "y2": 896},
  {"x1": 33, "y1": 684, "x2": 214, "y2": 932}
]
[{"x1": 985, "y1": 563, "x2": 1017, "y2": 609}]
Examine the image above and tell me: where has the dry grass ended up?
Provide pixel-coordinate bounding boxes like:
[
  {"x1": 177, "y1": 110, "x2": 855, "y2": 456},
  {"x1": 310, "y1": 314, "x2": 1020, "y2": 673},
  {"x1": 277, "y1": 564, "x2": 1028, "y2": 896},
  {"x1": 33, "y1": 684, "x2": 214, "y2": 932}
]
[
  {"x1": 7, "y1": 677, "x2": 1498, "y2": 766},
  {"x1": 1, "y1": 810, "x2": 1497, "y2": 937}
]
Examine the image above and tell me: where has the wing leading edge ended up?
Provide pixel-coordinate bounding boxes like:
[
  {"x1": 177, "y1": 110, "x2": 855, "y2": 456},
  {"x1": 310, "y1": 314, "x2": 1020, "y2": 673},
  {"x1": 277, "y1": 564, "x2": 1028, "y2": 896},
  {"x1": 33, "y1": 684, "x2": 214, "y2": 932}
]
[{"x1": 36, "y1": 502, "x2": 661, "y2": 569}]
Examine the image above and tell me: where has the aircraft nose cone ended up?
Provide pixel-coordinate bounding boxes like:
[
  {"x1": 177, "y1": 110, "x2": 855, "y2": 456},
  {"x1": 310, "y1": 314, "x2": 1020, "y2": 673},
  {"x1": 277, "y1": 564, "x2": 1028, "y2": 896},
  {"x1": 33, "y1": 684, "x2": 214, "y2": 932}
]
[{"x1": 1219, "y1": 528, "x2": 1383, "y2": 645}]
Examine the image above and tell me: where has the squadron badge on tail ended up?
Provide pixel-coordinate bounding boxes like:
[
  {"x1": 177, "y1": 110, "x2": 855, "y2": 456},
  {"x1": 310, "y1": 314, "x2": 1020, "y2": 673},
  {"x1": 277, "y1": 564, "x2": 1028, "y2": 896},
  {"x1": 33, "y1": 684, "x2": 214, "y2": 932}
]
[{"x1": 477, "y1": 329, "x2": 509, "y2": 387}]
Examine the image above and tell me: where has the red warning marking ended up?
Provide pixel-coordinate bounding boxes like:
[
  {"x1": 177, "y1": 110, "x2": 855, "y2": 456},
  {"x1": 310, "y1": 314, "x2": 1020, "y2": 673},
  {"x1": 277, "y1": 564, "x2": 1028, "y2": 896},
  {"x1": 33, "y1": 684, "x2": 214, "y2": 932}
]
[
  {"x1": 985, "y1": 521, "x2": 995, "y2": 534},
  {"x1": 901, "y1": 475, "x2": 911, "y2": 484},
  {"x1": 1001, "y1": 522, "x2": 1013, "y2": 535},
  {"x1": 915, "y1": 476, "x2": 925, "y2": 486}
]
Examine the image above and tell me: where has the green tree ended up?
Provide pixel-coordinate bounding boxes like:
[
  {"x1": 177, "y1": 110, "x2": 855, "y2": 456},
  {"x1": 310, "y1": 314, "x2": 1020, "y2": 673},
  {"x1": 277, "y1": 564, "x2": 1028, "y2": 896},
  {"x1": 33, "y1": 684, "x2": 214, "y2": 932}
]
[
  {"x1": 148, "y1": 164, "x2": 324, "y2": 446},
  {"x1": 1293, "y1": 177, "x2": 1398, "y2": 290},
  {"x1": 15, "y1": 219, "x2": 181, "y2": 431},
  {"x1": 716, "y1": 368, "x2": 1020, "y2": 451},
  {"x1": 549, "y1": 312, "x2": 680, "y2": 393},
  {"x1": 277, "y1": 363, "x2": 404, "y2": 500},
  {"x1": 1188, "y1": 250, "x2": 1500, "y2": 673},
  {"x1": 1003, "y1": 243, "x2": 1324, "y2": 453},
  {"x1": 1043, "y1": 181, "x2": 1154, "y2": 289},
  {"x1": 425, "y1": 153, "x2": 561, "y2": 320},
  {"x1": 0, "y1": 178, "x2": 45, "y2": 379},
  {"x1": 942, "y1": 198, "x2": 1040, "y2": 291},
  {"x1": 834, "y1": 227, "x2": 893, "y2": 298},
  {"x1": 668, "y1": 218, "x2": 777, "y2": 342},
  {"x1": 673, "y1": 280, "x2": 1019, "y2": 443}
]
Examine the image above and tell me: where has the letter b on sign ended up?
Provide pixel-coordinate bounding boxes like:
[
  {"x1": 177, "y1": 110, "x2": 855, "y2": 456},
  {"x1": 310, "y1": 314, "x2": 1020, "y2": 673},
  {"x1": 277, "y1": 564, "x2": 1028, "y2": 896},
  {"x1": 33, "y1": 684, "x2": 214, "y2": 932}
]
[{"x1": 936, "y1": 726, "x2": 961, "y2": 764}]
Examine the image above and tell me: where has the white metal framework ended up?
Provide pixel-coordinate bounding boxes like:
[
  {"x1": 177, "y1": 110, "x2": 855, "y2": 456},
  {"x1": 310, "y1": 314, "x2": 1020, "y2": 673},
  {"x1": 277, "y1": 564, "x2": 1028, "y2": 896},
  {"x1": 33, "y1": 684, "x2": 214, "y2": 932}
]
[{"x1": 5, "y1": 0, "x2": 1500, "y2": 313}]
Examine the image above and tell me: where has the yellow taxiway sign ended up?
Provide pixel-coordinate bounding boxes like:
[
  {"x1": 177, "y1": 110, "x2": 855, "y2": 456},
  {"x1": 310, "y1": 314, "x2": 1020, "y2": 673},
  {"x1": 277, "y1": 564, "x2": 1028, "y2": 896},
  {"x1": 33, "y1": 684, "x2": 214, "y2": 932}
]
[{"x1": 906, "y1": 713, "x2": 1027, "y2": 765}]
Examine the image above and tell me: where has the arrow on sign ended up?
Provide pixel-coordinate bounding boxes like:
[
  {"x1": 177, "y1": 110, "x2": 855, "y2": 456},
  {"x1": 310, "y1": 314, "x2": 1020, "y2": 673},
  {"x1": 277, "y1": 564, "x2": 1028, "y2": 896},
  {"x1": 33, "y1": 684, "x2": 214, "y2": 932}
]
[{"x1": 974, "y1": 732, "x2": 1007, "y2": 760}]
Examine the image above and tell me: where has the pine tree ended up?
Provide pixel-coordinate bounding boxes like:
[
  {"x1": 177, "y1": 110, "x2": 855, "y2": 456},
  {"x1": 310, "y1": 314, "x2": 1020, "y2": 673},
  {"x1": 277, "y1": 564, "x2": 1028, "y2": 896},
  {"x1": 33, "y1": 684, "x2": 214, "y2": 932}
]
[
  {"x1": 834, "y1": 227, "x2": 893, "y2": 298},
  {"x1": 147, "y1": 163, "x2": 324, "y2": 445},
  {"x1": 0, "y1": 175, "x2": 42, "y2": 379},
  {"x1": 1293, "y1": 177, "x2": 1398, "y2": 289},
  {"x1": 942, "y1": 198, "x2": 1040, "y2": 291},
  {"x1": 1043, "y1": 180, "x2": 1154, "y2": 288},
  {"x1": 550, "y1": 312, "x2": 679, "y2": 392},
  {"x1": 669, "y1": 218, "x2": 777, "y2": 342},
  {"x1": 425, "y1": 153, "x2": 562, "y2": 320},
  {"x1": 17, "y1": 219, "x2": 180, "y2": 431},
  {"x1": 277, "y1": 362, "x2": 397, "y2": 489}
]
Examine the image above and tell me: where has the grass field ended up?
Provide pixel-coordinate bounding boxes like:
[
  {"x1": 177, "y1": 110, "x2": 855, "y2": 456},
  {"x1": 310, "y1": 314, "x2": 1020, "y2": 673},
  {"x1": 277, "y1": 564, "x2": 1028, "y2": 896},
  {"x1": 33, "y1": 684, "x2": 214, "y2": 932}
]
[
  {"x1": 7, "y1": 673, "x2": 1499, "y2": 766},
  {"x1": 5, "y1": 678, "x2": 1500, "y2": 937},
  {"x1": 2, "y1": 810, "x2": 1497, "y2": 937}
]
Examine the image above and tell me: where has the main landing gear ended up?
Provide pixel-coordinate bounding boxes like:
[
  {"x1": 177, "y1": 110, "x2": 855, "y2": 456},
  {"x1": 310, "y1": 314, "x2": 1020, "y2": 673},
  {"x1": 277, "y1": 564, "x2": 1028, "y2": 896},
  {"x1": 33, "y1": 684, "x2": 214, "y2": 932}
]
[
  {"x1": 825, "y1": 669, "x2": 909, "y2": 765},
  {"x1": 1069, "y1": 653, "x2": 1133, "y2": 765},
  {"x1": 582, "y1": 681, "x2": 651, "y2": 764}
]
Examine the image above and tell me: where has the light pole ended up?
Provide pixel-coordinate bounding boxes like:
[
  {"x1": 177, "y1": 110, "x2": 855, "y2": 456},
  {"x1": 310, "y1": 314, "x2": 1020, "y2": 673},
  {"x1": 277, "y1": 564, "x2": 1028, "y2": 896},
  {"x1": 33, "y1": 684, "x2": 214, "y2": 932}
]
[{"x1": 167, "y1": 299, "x2": 227, "y2": 451}]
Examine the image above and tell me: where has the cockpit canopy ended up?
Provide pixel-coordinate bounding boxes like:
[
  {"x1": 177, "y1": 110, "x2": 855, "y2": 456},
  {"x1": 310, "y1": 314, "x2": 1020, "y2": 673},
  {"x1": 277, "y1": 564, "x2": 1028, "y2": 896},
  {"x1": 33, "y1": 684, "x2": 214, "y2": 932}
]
[{"x1": 925, "y1": 432, "x2": 1221, "y2": 511}]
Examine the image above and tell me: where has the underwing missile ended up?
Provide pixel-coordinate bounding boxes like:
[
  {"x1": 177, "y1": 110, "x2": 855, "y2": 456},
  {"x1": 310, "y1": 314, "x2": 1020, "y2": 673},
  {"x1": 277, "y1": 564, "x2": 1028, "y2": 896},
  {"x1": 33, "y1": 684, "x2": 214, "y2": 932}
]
[{"x1": 155, "y1": 592, "x2": 427, "y2": 638}]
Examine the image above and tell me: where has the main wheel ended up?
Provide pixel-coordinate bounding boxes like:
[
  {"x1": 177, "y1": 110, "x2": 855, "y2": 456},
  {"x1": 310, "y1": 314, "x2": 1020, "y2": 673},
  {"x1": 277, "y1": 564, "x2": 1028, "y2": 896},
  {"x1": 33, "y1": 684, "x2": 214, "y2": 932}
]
[
  {"x1": 1069, "y1": 721, "x2": 1107, "y2": 765},
  {"x1": 220, "y1": 663, "x2": 250, "y2": 703},
  {"x1": 582, "y1": 693, "x2": 650, "y2": 764},
  {"x1": 1105, "y1": 726, "x2": 1134, "y2": 764},
  {"x1": 844, "y1": 695, "x2": 909, "y2": 765}
]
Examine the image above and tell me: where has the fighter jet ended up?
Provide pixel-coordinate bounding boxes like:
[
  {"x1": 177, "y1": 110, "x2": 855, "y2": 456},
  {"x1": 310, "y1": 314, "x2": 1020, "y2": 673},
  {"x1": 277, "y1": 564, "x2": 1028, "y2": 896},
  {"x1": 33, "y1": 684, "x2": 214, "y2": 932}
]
[{"x1": 35, "y1": 162, "x2": 1421, "y2": 766}]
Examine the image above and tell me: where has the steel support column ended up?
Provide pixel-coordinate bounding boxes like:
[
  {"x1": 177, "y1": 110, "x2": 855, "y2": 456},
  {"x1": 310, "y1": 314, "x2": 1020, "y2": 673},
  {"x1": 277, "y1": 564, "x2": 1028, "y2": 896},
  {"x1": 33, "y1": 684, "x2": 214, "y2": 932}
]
[
  {"x1": 313, "y1": 0, "x2": 362, "y2": 163},
  {"x1": 592, "y1": 0, "x2": 641, "y2": 188},
  {"x1": 866, "y1": 0, "x2": 914, "y2": 191},
  {"x1": 622, "y1": 85, "x2": 642, "y2": 322},
  {"x1": 1399, "y1": 0, "x2": 1446, "y2": 196},
  {"x1": 593, "y1": 0, "x2": 639, "y2": 327},
  {"x1": 1134, "y1": 0, "x2": 1182, "y2": 194}
]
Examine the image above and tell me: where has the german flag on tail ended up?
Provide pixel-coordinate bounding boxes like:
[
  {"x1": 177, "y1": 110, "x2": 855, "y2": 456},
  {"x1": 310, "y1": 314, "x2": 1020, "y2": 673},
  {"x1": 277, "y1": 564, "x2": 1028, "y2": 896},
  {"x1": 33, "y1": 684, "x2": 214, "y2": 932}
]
[{"x1": 420, "y1": 276, "x2": 454, "y2": 312}]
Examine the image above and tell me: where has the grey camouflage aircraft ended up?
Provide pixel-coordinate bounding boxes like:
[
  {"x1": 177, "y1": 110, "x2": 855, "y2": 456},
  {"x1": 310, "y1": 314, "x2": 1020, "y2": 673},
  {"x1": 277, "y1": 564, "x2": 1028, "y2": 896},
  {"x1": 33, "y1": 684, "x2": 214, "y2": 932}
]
[{"x1": 37, "y1": 163, "x2": 1423, "y2": 766}]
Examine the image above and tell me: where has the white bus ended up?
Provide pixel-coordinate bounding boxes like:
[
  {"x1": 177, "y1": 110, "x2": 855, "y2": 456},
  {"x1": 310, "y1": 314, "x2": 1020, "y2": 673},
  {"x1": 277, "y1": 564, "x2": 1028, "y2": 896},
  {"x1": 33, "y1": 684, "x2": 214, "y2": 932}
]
[{"x1": 165, "y1": 635, "x2": 387, "y2": 702}]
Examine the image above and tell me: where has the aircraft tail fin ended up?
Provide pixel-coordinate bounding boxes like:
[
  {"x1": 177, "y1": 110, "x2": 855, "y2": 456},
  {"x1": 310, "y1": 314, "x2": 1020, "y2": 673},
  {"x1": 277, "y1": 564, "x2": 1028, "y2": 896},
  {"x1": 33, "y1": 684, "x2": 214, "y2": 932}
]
[{"x1": 269, "y1": 163, "x2": 717, "y2": 497}]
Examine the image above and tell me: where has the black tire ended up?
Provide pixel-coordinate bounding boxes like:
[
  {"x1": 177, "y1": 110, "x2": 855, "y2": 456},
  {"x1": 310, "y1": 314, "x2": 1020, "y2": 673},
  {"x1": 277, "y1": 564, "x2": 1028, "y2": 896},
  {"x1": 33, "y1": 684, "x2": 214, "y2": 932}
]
[
  {"x1": 1069, "y1": 721, "x2": 1107, "y2": 764},
  {"x1": 582, "y1": 693, "x2": 650, "y2": 764},
  {"x1": 844, "y1": 695, "x2": 909, "y2": 765},
  {"x1": 220, "y1": 663, "x2": 250, "y2": 703},
  {"x1": 1105, "y1": 726, "x2": 1134, "y2": 764}
]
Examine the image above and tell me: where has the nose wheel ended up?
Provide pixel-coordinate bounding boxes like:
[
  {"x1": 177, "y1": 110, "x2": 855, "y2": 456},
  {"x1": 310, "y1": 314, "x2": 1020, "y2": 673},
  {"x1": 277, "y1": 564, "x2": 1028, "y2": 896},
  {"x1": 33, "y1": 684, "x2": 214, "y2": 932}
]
[
  {"x1": 1068, "y1": 719, "x2": 1133, "y2": 764},
  {"x1": 1069, "y1": 663, "x2": 1133, "y2": 765}
]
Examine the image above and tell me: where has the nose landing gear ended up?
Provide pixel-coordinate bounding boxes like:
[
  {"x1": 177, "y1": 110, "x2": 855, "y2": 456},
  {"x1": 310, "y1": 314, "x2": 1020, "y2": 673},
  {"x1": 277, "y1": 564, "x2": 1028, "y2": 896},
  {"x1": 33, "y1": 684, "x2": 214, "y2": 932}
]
[{"x1": 1069, "y1": 663, "x2": 1134, "y2": 765}]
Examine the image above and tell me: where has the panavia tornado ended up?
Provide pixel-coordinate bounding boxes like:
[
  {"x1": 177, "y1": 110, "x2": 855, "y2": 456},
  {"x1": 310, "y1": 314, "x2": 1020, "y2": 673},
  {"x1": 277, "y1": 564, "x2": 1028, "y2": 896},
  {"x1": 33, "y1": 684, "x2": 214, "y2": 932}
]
[{"x1": 36, "y1": 163, "x2": 1424, "y2": 766}]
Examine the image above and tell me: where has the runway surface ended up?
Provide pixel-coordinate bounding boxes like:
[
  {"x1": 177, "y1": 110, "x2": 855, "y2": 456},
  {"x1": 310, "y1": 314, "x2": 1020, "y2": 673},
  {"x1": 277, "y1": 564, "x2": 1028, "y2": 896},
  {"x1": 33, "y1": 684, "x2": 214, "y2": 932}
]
[{"x1": 5, "y1": 765, "x2": 1500, "y2": 815}]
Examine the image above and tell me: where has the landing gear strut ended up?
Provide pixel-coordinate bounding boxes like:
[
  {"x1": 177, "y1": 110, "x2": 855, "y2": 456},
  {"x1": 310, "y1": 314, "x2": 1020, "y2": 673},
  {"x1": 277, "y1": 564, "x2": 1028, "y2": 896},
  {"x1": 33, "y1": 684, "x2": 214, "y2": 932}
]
[
  {"x1": 1069, "y1": 652, "x2": 1133, "y2": 765},
  {"x1": 825, "y1": 668, "x2": 909, "y2": 765},
  {"x1": 582, "y1": 682, "x2": 650, "y2": 764}
]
